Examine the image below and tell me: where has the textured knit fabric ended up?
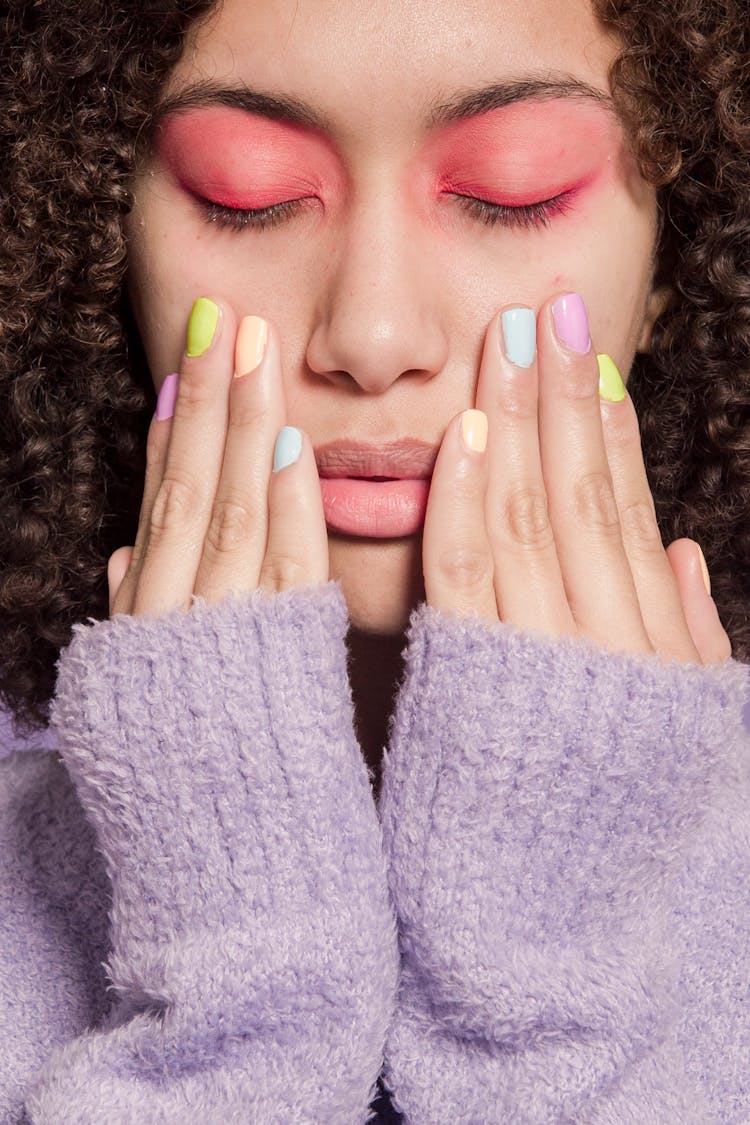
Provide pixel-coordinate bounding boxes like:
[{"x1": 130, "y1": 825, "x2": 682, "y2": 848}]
[
  {"x1": 379, "y1": 605, "x2": 750, "y2": 1123},
  {"x1": 1, "y1": 584, "x2": 749, "y2": 1123},
  {"x1": 2, "y1": 584, "x2": 398, "y2": 1123}
]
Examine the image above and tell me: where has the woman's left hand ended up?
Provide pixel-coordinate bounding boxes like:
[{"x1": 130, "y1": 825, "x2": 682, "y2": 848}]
[{"x1": 422, "y1": 293, "x2": 732, "y2": 665}]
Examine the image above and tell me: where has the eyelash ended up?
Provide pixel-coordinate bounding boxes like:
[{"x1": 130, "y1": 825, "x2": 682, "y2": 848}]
[
  {"x1": 453, "y1": 191, "x2": 574, "y2": 229},
  {"x1": 201, "y1": 197, "x2": 310, "y2": 230},
  {"x1": 198, "y1": 190, "x2": 573, "y2": 232}
]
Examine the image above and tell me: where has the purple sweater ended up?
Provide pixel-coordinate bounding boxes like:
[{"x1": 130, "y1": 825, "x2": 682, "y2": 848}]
[{"x1": 1, "y1": 582, "x2": 748, "y2": 1123}]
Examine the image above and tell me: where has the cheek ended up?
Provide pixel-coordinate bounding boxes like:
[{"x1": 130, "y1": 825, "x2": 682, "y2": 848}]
[{"x1": 126, "y1": 179, "x2": 321, "y2": 387}]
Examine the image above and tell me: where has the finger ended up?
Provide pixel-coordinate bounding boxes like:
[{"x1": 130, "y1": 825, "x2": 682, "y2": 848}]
[
  {"x1": 134, "y1": 297, "x2": 237, "y2": 616},
  {"x1": 194, "y1": 317, "x2": 286, "y2": 603},
  {"x1": 666, "y1": 539, "x2": 732, "y2": 663},
  {"x1": 422, "y1": 410, "x2": 498, "y2": 621},
  {"x1": 108, "y1": 547, "x2": 133, "y2": 616},
  {"x1": 111, "y1": 385, "x2": 174, "y2": 615},
  {"x1": 537, "y1": 293, "x2": 652, "y2": 654},
  {"x1": 259, "y1": 427, "x2": 329, "y2": 592},
  {"x1": 476, "y1": 308, "x2": 574, "y2": 638},
  {"x1": 598, "y1": 366, "x2": 700, "y2": 662}
]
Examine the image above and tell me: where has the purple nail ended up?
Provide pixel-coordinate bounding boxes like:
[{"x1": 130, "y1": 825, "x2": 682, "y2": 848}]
[
  {"x1": 155, "y1": 372, "x2": 179, "y2": 421},
  {"x1": 552, "y1": 293, "x2": 591, "y2": 354}
]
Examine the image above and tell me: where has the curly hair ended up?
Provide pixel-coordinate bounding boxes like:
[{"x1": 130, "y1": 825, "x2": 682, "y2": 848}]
[{"x1": 0, "y1": 0, "x2": 748, "y2": 733}]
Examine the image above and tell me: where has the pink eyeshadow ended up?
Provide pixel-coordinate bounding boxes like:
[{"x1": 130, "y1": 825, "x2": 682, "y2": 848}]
[
  {"x1": 156, "y1": 107, "x2": 343, "y2": 208},
  {"x1": 426, "y1": 99, "x2": 623, "y2": 202}
]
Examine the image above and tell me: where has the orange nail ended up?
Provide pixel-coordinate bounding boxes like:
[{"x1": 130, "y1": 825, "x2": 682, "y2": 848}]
[
  {"x1": 460, "y1": 409, "x2": 488, "y2": 453},
  {"x1": 234, "y1": 316, "x2": 268, "y2": 377},
  {"x1": 696, "y1": 543, "x2": 711, "y2": 596}
]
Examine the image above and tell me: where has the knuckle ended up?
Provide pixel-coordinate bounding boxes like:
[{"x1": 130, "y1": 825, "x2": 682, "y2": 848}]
[
  {"x1": 560, "y1": 362, "x2": 598, "y2": 402},
  {"x1": 620, "y1": 499, "x2": 663, "y2": 557},
  {"x1": 204, "y1": 499, "x2": 256, "y2": 558},
  {"x1": 261, "y1": 551, "x2": 308, "y2": 591},
  {"x1": 502, "y1": 488, "x2": 553, "y2": 549},
  {"x1": 173, "y1": 372, "x2": 214, "y2": 417},
  {"x1": 603, "y1": 398, "x2": 640, "y2": 448},
  {"x1": 434, "y1": 544, "x2": 493, "y2": 593},
  {"x1": 149, "y1": 475, "x2": 204, "y2": 537},
  {"x1": 498, "y1": 373, "x2": 538, "y2": 419},
  {"x1": 573, "y1": 472, "x2": 620, "y2": 533}
]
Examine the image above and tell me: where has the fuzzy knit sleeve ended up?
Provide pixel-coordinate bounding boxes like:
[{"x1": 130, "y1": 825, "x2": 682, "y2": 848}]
[
  {"x1": 378, "y1": 605, "x2": 750, "y2": 1125},
  {"x1": 21, "y1": 582, "x2": 398, "y2": 1125}
]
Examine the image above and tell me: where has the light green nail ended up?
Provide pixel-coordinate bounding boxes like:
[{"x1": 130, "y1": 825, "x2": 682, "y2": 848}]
[
  {"x1": 186, "y1": 298, "x2": 219, "y2": 357},
  {"x1": 597, "y1": 353, "x2": 626, "y2": 402}
]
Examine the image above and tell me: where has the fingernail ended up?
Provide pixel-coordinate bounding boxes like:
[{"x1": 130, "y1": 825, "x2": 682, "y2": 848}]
[
  {"x1": 460, "y1": 409, "x2": 488, "y2": 453},
  {"x1": 186, "y1": 297, "x2": 220, "y2": 357},
  {"x1": 155, "y1": 372, "x2": 179, "y2": 420},
  {"x1": 597, "y1": 354, "x2": 627, "y2": 402},
  {"x1": 235, "y1": 315, "x2": 268, "y2": 377},
  {"x1": 552, "y1": 292, "x2": 591, "y2": 354},
  {"x1": 696, "y1": 543, "x2": 711, "y2": 596},
  {"x1": 501, "y1": 307, "x2": 536, "y2": 367},
  {"x1": 273, "y1": 426, "x2": 303, "y2": 472}
]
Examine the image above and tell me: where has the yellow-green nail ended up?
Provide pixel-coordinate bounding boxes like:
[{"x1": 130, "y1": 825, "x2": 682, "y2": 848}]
[
  {"x1": 186, "y1": 298, "x2": 219, "y2": 357},
  {"x1": 597, "y1": 353, "x2": 626, "y2": 402}
]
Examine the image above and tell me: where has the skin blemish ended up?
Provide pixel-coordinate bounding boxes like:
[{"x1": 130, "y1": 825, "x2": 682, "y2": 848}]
[{"x1": 156, "y1": 107, "x2": 344, "y2": 210}]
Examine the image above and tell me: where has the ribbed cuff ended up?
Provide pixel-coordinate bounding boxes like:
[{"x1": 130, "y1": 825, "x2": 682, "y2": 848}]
[
  {"x1": 382, "y1": 605, "x2": 749, "y2": 936},
  {"x1": 52, "y1": 583, "x2": 376, "y2": 944}
]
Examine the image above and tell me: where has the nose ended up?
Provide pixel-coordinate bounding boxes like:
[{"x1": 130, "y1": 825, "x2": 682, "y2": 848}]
[{"x1": 305, "y1": 193, "x2": 449, "y2": 395}]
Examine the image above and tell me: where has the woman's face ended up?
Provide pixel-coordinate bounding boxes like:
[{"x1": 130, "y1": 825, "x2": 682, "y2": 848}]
[{"x1": 126, "y1": 0, "x2": 660, "y2": 633}]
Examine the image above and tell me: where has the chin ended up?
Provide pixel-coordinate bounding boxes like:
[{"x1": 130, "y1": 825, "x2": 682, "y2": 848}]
[{"x1": 328, "y1": 535, "x2": 424, "y2": 634}]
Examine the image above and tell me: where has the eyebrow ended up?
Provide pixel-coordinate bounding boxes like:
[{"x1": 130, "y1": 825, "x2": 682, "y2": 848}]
[
  {"x1": 154, "y1": 73, "x2": 613, "y2": 134},
  {"x1": 429, "y1": 77, "x2": 613, "y2": 125}
]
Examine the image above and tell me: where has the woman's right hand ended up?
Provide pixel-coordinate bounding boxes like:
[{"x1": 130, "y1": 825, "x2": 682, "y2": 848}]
[{"x1": 108, "y1": 298, "x2": 328, "y2": 617}]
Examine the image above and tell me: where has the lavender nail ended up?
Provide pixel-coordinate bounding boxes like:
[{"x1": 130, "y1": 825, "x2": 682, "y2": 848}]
[
  {"x1": 552, "y1": 293, "x2": 591, "y2": 354},
  {"x1": 155, "y1": 372, "x2": 179, "y2": 421}
]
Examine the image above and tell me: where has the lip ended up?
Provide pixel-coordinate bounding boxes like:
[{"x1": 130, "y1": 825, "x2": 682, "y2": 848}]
[{"x1": 315, "y1": 440, "x2": 437, "y2": 538}]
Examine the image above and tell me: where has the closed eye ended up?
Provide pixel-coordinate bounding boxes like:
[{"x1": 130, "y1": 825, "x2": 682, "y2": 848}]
[
  {"x1": 198, "y1": 196, "x2": 315, "y2": 231},
  {"x1": 195, "y1": 190, "x2": 574, "y2": 232},
  {"x1": 451, "y1": 191, "x2": 574, "y2": 229}
]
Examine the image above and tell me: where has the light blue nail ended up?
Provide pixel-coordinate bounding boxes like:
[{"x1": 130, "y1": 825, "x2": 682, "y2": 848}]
[
  {"x1": 273, "y1": 426, "x2": 303, "y2": 472},
  {"x1": 501, "y1": 307, "x2": 536, "y2": 368}
]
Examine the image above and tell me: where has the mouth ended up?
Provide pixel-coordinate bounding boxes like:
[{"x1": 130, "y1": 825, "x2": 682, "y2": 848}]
[{"x1": 315, "y1": 440, "x2": 437, "y2": 538}]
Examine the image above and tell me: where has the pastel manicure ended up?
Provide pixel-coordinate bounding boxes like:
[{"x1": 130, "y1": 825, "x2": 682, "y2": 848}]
[
  {"x1": 501, "y1": 307, "x2": 536, "y2": 367},
  {"x1": 552, "y1": 292, "x2": 591, "y2": 354},
  {"x1": 235, "y1": 316, "x2": 268, "y2": 377},
  {"x1": 696, "y1": 543, "x2": 711, "y2": 595},
  {"x1": 186, "y1": 297, "x2": 219, "y2": 357},
  {"x1": 155, "y1": 373, "x2": 179, "y2": 421},
  {"x1": 273, "y1": 426, "x2": 303, "y2": 472},
  {"x1": 460, "y1": 409, "x2": 488, "y2": 453},
  {"x1": 597, "y1": 354, "x2": 627, "y2": 401}
]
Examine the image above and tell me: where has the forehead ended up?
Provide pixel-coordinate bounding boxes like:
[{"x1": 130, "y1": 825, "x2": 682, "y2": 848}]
[{"x1": 169, "y1": 0, "x2": 620, "y2": 140}]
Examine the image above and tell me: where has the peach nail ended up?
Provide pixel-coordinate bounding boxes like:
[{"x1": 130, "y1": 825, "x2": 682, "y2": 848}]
[{"x1": 234, "y1": 316, "x2": 268, "y2": 377}]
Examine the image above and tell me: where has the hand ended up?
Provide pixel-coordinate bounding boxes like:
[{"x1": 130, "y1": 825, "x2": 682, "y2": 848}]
[
  {"x1": 108, "y1": 298, "x2": 328, "y2": 616},
  {"x1": 422, "y1": 294, "x2": 731, "y2": 664}
]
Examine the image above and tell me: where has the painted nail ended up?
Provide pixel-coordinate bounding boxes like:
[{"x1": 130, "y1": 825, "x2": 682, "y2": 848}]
[
  {"x1": 597, "y1": 354, "x2": 627, "y2": 402},
  {"x1": 552, "y1": 292, "x2": 591, "y2": 354},
  {"x1": 273, "y1": 426, "x2": 303, "y2": 472},
  {"x1": 501, "y1": 307, "x2": 536, "y2": 367},
  {"x1": 155, "y1": 373, "x2": 179, "y2": 421},
  {"x1": 186, "y1": 297, "x2": 220, "y2": 357},
  {"x1": 696, "y1": 543, "x2": 711, "y2": 596},
  {"x1": 235, "y1": 315, "x2": 268, "y2": 377},
  {"x1": 460, "y1": 409, "x2": 488, "y2": 453}
]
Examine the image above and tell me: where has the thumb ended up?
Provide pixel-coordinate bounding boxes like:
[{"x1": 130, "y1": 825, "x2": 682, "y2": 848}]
[
  {"x1": 665, "y1": 538, "x2": 731, "y2": 664},
  {"x1": 107, "y1": 546, "x2": 134, "y2": 616}
]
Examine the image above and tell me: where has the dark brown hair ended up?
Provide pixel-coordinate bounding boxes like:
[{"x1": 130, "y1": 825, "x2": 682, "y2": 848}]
[{"x1": 1, "y1": 0, "x2": 748, "y2": 732}]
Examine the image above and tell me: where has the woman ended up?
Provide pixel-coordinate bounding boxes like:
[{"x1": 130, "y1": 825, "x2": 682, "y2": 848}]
[{"x1": 1, "y1": 0, "x2": 748, "y2": 1121}]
